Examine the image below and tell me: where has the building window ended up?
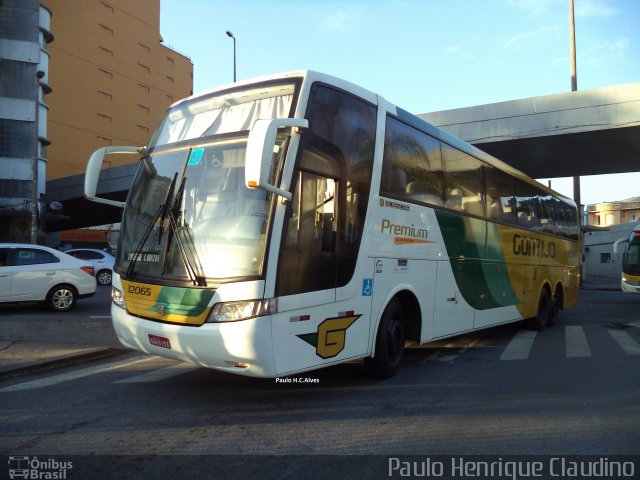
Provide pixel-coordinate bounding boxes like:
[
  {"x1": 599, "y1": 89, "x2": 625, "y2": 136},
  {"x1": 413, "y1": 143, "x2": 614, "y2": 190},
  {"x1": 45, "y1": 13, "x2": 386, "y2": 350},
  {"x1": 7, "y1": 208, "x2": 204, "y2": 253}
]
[
  {"x1": 0, "y1": 120, "x2": 33, "y2": 157},
  {"x1": 137, "y1": 104, "x2": 149, "y2": 114},
  {"x1": 97, "y1": 113, "x2": 112, "y2": 123},
  {"x1": 99, "y1": 24, "x2": 114, "y2": 36},
  {"x1": 630, "y1": 213, "x2": 638, "y2": 222},
  {"x1": 605, "y1": 213, "x2": 615, "y2": 226},
  {"x1": 98, "y1": 68, "x2": 113, "y2": 79},
  {"x1": 600, "y1": 253, "x2": 611, "y2": 263},
  {"x1": 98, "y1": 91, "x2": 112, "y2": 101},
  {"x1": 99, "y1": 46, "x2": 114, "y2": 57},
  {"x1": 97, "y1": 136, "x2": 112, "y2": 145},
  {"x1": 166, "y1": 75, "x2": 174, "y2": 83},
  {"x1": 138, "y1": 63, "x2": 150, "y2": 74},
  {"x1": 166, "y1": 56, "x2": 175, "y2": 65},
  {"x1": 137, "y1": 83, "x2": 150, "y2": 94},
  {"x1": 138, "y1": 43, "x2": 150, "y2": 53},
  {"x1": 0, "y1": 60, "x2": 37, "y2": 100},
  {"x1": 166, "y1": 95, "x2": 174, "y2": 103},
  {"x1": 137, "y1": 125, "x2": 149, "y2": 135}
]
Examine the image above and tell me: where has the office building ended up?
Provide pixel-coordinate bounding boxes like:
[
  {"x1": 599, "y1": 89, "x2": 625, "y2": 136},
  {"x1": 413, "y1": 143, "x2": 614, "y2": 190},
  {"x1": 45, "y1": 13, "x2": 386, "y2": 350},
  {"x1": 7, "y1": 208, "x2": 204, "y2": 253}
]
[
  {"x1": 0, "y1": 0, "x2": 53, "y2": 241},
  {"x1": 0, "y1": 0, "x2": 193, "y2": 242}
]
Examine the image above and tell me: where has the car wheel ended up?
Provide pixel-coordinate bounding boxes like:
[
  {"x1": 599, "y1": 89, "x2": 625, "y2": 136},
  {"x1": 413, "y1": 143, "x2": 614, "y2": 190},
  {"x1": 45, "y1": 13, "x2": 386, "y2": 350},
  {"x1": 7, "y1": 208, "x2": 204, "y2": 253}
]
[
  {"x1": 47, "y1": 285, "x2": 77, "y2": 312},
  {"x1": 97, "y1": 269, "x2": 112, "y2": 286}
]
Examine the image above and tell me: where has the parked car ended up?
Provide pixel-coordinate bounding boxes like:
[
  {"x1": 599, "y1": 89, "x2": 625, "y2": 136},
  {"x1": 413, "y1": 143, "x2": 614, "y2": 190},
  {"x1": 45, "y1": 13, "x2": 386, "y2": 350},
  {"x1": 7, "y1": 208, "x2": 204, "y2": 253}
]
[
  {"x1": 66, "y1": 248, "x2": 115, "y2": 286},
  {"x1": 0, "y1": 243, "x2": 97, "y2": 311}
]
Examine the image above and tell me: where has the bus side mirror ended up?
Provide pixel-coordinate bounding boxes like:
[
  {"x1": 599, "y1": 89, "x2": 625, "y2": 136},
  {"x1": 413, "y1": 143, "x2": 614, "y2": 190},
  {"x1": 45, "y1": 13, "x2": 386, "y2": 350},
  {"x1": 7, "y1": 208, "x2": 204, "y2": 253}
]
[
  {"x1": 84, "y1": 146, "x2": 144, "y2": 208},
  {"x1": 245, "y1": 118, "x2": 308, "y2": 201},
  {"x1": 612, "y1": 237, "x2": 627, "y2": 254}
]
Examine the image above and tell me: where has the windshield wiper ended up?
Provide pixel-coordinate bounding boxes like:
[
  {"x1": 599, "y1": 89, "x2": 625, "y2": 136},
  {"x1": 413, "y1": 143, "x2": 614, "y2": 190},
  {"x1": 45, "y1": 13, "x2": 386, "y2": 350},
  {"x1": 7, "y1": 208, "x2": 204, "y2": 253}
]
[
  {"x1": 165, "y1": 175, "x2": 208, "y2": 287},
  {"x1": 125, "y1": 173, "x2": 177, "y2": 279}
]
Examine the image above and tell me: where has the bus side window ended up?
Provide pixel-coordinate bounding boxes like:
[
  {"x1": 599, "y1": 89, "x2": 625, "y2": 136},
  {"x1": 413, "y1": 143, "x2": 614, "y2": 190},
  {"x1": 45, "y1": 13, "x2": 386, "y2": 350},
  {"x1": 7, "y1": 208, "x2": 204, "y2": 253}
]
[
  {"x1": 382, "y1": 115, "x2": 444, "y2": 205},
  {"x1": 484, "y1": 165, "x2": 516, "y2": 224},
  {"x1": 442, "y1": 144, "x2": 484, "y2": 217}
]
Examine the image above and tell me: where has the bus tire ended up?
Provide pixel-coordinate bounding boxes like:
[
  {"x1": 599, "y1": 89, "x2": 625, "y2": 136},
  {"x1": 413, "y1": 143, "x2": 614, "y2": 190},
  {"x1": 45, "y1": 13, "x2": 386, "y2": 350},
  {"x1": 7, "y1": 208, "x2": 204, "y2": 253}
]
[
  {"x1": 366, "y1": 298, "x2": 405, "y2": 378},
  {"x1": 529, "y1": 288, "x2": 552, "y2": 331},
  {"x1": 547, "y1": 285, "x2": 563, "y2": 327}
]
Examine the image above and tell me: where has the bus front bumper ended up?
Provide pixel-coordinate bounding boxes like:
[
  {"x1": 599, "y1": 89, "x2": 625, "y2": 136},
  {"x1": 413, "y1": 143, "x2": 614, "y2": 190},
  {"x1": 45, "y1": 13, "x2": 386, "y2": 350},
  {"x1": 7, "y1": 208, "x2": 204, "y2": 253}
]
[
  {"x1": 621, "y1": 280, "x2": 640, "y2": 293},
  {"x1": 111, "y1": 306, "x2": 277, "y2": 378}
]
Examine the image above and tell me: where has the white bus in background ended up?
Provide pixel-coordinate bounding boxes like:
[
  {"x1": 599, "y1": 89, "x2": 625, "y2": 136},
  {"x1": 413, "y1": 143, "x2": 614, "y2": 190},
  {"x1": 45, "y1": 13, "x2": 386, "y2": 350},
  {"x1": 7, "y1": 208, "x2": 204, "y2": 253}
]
[
  {"x1": 614, "y1": 224, "x2": 640, "y2": 293},
  {"x1": 85, "y1": 70, "x2": 580, "y2": 378}
]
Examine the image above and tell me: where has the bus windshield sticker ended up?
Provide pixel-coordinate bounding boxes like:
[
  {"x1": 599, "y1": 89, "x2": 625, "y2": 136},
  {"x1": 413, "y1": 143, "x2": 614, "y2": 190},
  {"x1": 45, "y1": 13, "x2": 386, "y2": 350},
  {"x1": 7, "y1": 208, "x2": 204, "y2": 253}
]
[{"x1": 187, "y1": 148, "x2": 204, "y2": 166}]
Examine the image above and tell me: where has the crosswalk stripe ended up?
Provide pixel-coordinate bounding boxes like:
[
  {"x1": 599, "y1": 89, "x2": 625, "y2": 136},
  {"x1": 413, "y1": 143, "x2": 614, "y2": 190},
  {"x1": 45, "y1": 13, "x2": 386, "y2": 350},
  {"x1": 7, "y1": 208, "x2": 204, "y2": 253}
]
[
  {"x1": 0, "y1": 356, "x2": 156, "y2": 393},
  {"x1": 608, "y1": 329, "x2": 640, "y2": 355},
  {"x1": 500, "y1": 330, "x2": 536, "y2": 360},
  {"x1": 565, "y1": 325, "x2": 591, "y2": 357},
  {"x1": 114, "y1": 362, "x2": 197, "y2": 383}
]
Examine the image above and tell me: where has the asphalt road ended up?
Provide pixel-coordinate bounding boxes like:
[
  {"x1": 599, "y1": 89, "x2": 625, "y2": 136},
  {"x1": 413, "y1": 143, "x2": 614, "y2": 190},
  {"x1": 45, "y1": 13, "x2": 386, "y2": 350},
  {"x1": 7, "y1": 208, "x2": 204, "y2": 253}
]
[{"x1": 0, "y1": 289, "x2": 639, "y2": 479}]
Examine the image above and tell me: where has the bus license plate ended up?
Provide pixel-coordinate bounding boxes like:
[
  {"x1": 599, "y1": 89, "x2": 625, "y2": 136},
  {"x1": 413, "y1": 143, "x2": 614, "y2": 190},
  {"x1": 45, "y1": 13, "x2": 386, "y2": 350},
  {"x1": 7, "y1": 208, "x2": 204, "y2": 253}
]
[{"x1": 148, "y1": 333, "x2": 171, "y2": 349}]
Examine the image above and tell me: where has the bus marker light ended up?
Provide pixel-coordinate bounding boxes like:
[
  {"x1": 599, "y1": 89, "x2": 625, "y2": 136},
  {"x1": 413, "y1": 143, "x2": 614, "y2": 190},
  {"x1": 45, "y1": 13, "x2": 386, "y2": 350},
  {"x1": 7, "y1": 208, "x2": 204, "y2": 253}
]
[{"x1": 232, "y1": 362, "x2": 249, "y2": 369}]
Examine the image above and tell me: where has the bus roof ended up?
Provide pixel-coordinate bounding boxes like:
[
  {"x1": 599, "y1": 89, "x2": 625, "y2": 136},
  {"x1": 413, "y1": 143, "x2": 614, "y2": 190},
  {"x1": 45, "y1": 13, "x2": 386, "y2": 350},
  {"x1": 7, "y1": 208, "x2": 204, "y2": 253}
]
[{"x1": 172, "y1": 70, "x2": 576, "y2": 206}]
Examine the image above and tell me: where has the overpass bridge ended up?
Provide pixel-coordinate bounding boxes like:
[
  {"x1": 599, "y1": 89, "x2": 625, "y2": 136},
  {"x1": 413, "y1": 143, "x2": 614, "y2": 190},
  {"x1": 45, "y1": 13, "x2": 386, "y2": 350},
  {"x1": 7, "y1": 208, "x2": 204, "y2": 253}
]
[
  {"x1": 46, "y1": 82, "x2": 640, "y2": 231},
  {"x1": 419, "y1": 82, "x2": 640, "y2": 179}
]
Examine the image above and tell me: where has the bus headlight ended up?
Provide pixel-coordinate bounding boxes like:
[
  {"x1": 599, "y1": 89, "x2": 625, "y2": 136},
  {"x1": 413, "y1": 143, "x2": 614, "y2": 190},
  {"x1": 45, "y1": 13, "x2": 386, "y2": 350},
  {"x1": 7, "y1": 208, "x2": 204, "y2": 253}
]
[
  {"x1": 207, "y1": 299, "x2": 276, "y2": 323},
  {"x1": 112, "y1": 287, "x2": 127, "y2": 310}
]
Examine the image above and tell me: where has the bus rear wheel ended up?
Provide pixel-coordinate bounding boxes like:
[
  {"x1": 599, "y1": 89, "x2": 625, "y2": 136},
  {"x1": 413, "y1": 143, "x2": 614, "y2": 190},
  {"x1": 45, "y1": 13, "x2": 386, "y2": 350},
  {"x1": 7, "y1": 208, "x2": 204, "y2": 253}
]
[
  {"x1": 529, "y1": 288, "x2": 552, "y2": 331},
  {"x1": 366, "y1": 298, "x2": 405, "y2": 378}
]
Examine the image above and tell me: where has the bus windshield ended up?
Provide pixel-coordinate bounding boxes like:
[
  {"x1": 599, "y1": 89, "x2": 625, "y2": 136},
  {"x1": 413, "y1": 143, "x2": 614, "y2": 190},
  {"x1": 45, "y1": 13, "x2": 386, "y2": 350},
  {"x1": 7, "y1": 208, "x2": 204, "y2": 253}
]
[
  {"x1": 115, "y1": 81, "x2": 298, "y2": 284},
  {"x1": 623, "y1": 230, "x2": 640, "y2": 276},
  {"x1": 151, "y1": 82, "x2": 296, "y2": 148}
]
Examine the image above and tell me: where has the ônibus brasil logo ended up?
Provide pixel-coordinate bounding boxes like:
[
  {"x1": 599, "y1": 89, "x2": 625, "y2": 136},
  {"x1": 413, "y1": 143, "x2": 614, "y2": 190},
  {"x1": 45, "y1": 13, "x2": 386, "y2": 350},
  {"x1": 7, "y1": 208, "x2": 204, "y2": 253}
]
[{"x1": 297, "y1": 315, "x2": 361, "y2": 359}]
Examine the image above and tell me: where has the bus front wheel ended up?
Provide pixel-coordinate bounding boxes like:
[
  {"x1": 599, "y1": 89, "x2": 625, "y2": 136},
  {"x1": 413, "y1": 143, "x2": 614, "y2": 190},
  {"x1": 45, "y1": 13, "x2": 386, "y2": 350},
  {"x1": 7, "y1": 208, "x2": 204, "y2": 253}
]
[{"x1": 366, "y1": 298, "x2": 405, "y2": 378}]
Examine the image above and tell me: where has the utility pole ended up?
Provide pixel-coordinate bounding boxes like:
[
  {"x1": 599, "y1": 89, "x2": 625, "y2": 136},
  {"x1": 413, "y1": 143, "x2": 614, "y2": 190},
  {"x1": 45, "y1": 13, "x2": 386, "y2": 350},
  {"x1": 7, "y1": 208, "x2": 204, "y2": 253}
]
[
  {"x1": 570, "y1": 0, "x2": 581, "y2": 210},
  {"x1": 31, "y1": 70, "x2": 45, "y2": 244}
]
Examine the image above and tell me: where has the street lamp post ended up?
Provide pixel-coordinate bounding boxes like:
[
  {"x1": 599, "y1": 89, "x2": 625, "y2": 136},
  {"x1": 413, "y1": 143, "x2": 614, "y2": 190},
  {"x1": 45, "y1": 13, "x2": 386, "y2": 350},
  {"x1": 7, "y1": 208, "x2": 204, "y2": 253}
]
[{"x1": 226, "y1": 30, "x2": 236, "y2": 82}]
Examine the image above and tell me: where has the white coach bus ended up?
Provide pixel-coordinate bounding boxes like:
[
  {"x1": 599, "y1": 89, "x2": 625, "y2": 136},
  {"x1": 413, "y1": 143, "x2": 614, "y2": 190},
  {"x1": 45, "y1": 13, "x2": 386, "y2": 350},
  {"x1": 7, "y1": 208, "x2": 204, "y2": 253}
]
[{"x1": 85, "y1": 71, "x2": 581, "y2": 378}]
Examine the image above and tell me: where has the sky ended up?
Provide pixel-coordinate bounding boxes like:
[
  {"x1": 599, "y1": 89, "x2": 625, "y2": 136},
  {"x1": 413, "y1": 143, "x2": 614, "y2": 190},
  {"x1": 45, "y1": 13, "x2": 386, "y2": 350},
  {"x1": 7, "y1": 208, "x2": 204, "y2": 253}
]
[{"x1": 159, "y1": 0, "x2": 640, "y2": 206}]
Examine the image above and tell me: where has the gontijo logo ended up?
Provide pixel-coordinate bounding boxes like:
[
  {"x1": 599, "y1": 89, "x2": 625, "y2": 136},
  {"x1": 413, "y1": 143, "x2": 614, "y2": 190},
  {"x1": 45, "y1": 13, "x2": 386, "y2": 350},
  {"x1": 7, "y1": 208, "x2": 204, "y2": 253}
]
[{"x1": 297, "y1": 314, "x2": 361, "y2": 359}]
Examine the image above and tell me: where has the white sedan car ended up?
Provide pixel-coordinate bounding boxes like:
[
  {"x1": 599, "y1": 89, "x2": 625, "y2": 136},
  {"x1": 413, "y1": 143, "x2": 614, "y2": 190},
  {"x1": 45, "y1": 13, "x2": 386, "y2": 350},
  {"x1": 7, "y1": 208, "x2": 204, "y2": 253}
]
[
  {"x1": 0, "y1": 243, "x2": 97, "y2": 311},
  {"x1": 66, "y1": 248, "x2": 115, "y2": 286}
]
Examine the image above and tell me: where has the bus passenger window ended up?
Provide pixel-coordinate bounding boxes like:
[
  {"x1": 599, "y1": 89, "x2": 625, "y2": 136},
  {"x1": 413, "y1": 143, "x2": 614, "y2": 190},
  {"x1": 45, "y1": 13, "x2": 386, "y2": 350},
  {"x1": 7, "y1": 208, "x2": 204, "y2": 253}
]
[
  {"x1": 382, "y1": 116, "x2": 444, "y2": 205},
  {"x1": 442, "y1": 144, "x2": 484, "y2": 217}
]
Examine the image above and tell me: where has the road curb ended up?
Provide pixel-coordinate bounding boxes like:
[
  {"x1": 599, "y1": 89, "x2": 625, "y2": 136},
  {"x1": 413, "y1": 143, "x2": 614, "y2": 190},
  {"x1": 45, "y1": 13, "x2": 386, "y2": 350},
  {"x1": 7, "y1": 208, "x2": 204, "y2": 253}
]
[{"x1": 0, "y1": 347, "x2": 129, "y2": 381}]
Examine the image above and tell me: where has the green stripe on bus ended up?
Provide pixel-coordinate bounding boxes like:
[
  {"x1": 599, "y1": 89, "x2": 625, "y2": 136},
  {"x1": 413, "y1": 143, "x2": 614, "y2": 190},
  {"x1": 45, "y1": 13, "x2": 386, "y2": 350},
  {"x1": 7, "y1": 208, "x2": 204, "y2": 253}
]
[
  {"x1": 153, "y1": 286, "x2": 215, "y2": 317},
  {"x1": 435, "y1": 210, "x2": 520, "y2": 310}
]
